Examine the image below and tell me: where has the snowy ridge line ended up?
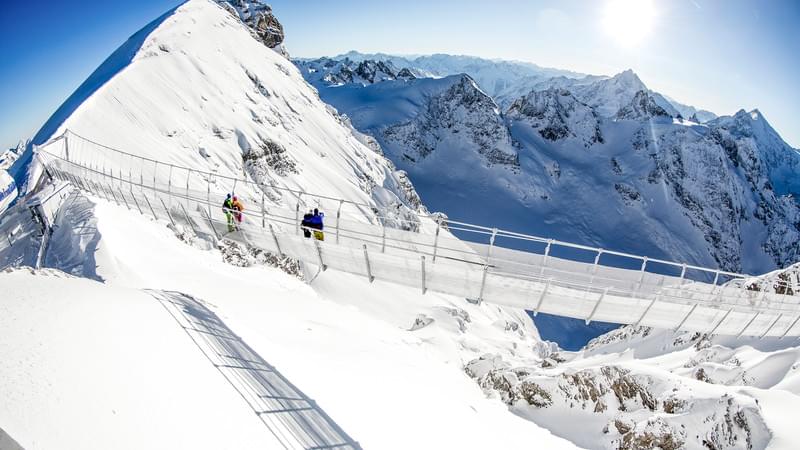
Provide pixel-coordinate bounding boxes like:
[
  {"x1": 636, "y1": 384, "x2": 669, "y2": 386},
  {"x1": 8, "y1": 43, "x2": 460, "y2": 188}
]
[
  {"x1": 149, "y1": 290, "x2": 361, "y2": 450},
  {"x1": 35, "y1": 137, "x2": 800, "y2": 337}
]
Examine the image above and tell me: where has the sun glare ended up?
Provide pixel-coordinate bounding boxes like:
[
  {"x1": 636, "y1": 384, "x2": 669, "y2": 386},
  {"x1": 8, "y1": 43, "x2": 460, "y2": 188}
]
[{"x1": 602, "y1": 0, "x2": 657, "y2": 48}]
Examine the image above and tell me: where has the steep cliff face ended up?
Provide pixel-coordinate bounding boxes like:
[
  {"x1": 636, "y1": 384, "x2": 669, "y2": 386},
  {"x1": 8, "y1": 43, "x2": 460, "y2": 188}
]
[
  {"x1": 382, "y1": 75, "x2": 519, "y2": 167},
  {"x1": 615, "y1": 90, "x2": 672, "y2": 121},
  {"x1": 506, "y1": 87, "x2": 604, "y2": 148},
  {"x1": 297, "y1": 57, "x2": 419, "y2": 87}
]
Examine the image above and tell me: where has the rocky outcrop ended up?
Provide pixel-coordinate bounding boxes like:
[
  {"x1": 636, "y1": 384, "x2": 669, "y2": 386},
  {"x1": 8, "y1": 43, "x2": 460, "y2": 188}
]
[
  {"x1": 296, "y1": 57, "x2": 420, "y2": 87},
  {"x1": 383, "y1": 75, "x2": 519, "y2": 167},
  {"x1": 466, "y1": 353, "x2": 770, "y2": 450},
  {"x1": 218, "y1": 1, "x2": 286, "y2": 56},
  {"x1": 616, "y1": 90, "x2": 672, "y2": 121},
  {"x1": 506, "y1": 87, "x2": 604, "y2": 147}
]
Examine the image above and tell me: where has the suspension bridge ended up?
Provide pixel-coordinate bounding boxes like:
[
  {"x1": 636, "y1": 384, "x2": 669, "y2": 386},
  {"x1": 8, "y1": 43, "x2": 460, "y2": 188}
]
[{"x1": 31, "y1": 130, "x2": 800, "y2": 338}]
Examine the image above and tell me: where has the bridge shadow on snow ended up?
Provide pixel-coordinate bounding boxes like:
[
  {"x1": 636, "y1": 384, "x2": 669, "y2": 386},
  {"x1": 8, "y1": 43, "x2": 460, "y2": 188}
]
[{"x1": 148, "y1": 290, "x2": 361, "y2": 450}]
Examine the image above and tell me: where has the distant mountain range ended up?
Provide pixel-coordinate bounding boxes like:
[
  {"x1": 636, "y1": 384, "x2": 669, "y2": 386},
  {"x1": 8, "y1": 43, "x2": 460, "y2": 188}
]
[{"x1": 295, "y1": 53, "x2": 800, "y2": 343}]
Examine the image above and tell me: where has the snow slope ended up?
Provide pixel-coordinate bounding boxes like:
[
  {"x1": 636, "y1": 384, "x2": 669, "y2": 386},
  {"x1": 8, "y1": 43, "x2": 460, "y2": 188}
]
[
  {"x1": 15, "y1": 0, "x2": 422, "y2": 229},
  {"x1": 0, "y1": 185, "x2": 576, "y2": 449},
  {"x1": 0, "y1": 1, "x2": 576, "y2": 448},
  {"x1": 0, "y1": 268, "x2": 284, "y2": 450}
]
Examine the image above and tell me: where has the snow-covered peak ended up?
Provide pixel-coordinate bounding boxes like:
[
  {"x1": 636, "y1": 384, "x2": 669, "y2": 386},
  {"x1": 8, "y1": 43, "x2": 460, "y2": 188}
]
[
  {"x1": 615, "y1": 90, "x2": 672, "y2": 121},
  {"x1": 296, "y1": 57, "x2": 418, "y2": 87},
  {"x1": 23, "y1": 0, "x2": 426, "y2": 227},
  {"x1": 506, "y1": 87, "x2": 604, "y2": 147},
  {"x1": 571, "y1": 69, "x2": 649, "y2": 117},
  {"x1": 708, "y1": 108, "x2": 800, "y2": 199}
]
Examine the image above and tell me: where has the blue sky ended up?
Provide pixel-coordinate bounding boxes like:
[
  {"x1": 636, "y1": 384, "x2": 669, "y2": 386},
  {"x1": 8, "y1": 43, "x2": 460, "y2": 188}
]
[{"x1": 1, "y1": 0, "x2": 799, "y2": 149}]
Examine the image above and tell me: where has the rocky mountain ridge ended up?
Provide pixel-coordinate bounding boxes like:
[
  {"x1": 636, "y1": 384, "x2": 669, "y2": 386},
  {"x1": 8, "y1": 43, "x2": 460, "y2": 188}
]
[{"x1": 298, "y1": 56, "x2": 800, "y2": 277}]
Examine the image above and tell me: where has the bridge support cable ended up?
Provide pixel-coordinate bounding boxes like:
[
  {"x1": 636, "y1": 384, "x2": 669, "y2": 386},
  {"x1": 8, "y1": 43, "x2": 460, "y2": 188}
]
[
  {"x1": 674, "y1": 304, "x2": 698, "y2": 332},
  {"x1": 760, "y1": 314, "x2": 783, "y2": 339},
  {"x1": 708, "y1": 308, "x2": 734, "y2": 336},
  {"x1": 780, "y1": 314, "x2": 800, "y2": 339},
  {"x1": 586, "y1": 288, "x2": 609, "y2": 325},
  {"x1": 737, "y1": 312, "x2": 761, "y2": 338}
]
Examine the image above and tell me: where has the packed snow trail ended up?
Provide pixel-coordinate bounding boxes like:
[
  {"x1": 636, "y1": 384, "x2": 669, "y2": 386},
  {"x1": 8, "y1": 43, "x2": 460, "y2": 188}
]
[
  {"x1": 150, "y1": 290, "x2": 360, "y2": 450},
  {"x1": 34, "y1": 131, "x2": 800, "y2": 338}
]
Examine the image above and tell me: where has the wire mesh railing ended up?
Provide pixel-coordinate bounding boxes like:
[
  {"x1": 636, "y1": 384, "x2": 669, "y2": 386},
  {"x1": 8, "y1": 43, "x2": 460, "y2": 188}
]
[{"x1": 33, "y1": 130, "x2": 800, "y2": 338}]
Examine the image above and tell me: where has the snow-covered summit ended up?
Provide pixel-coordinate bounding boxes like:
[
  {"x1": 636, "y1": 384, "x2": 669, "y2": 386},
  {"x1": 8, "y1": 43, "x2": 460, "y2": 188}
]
[
  {"x1": 506, "y1": 87, "x2": 604, "y2": 147},
  {"x1": 297, "y1": 57, "x2": 419, "y2": 87},
  {"x1": 615, "y1": 90, "x2": 672, "y2": 121},
  {"x1": 17, "y1": 0, "x2": 425, "y2": 226},
  {"x1": 570, "y1": 69, "x2": 649, "y2": 118}
]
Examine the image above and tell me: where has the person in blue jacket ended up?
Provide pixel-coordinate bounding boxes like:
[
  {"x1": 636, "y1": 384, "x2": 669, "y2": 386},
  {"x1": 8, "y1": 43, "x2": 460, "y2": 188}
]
[{"x1": 309, "y1": 208, "x2": 325, "y2": 241}]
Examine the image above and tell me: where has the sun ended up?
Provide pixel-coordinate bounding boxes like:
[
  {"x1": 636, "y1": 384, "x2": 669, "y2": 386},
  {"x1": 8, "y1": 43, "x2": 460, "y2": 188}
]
[{"x1": 602, "y1": 0, "x2": 657, "y2": 48}]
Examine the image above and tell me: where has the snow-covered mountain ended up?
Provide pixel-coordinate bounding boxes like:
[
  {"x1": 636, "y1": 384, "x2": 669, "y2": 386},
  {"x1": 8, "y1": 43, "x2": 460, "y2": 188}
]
[
  {"x1": 300, "y1": 58, "x2": 800, "y2": 276},
  {"x1": 3, "y1": 2, "x2": 800, "y2": 449},
  {"x1": 0, "y1": 140, "x2": 25, "y2": 170},
  {"x1": 305, "y1": 53, "x2": 719, "y2": 122},
  {"x1": 299, "y1": 57, "x2": 420, "y2": 87},
  {"x1": 506, "y1": 87, "x2": 604, "y2": 148}
]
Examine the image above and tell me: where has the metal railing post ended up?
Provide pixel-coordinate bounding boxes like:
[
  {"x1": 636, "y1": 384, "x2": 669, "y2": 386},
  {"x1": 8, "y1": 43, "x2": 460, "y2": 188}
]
[
  {"x1": 106, "y1": 182, "x2": 121, "y2": 206},
  {"x1": 130, "y1": 188, "x2": 144, "y2": 215},
  {"x1": 159, "y1": 197, "x2": 176, "y2": 226},
  {"x1": 143, "y1": 195, "x2": 159, "y2": 220},
  {"x1": 117, "y1": 186, "x2": 132, "y2": 210},
  {"x1": 201, "y1": 208, "x2": 220, "y2": 240},
  {"x1": 314, "y1": 239, "x2": 327, "y2": 271},
  {"x1": 432, "y1": 217, "x2": 441, "y2": 263},
  {"x1": 295, "y1": 192, "x2": 304, "y2": 235},
  {"x1": 533, "y1": 278, "x2": 552, "y2": 316},
  {"x1": 64, "y1": 131, "x2": 70, "y2": 162},
  {"x1": 420, "y1": 255, "x2": 427, "y2": 295},
  {"x1": 335, "y1": 200, "x2": 344, "y2": 244},
  {"x1": 585, "y1": 249, "x2": 603, "y2": 295},
  {"x1": 167, "y1": 165, "x2": 173, "y2": 208},
  {"x1": 268, "y1": 224, "x2": 282, "y2": 256},
  {"x1": 179, "y1": 203, "x2": 198, "y2": 235},
  {"x1": 363, "y1": 244, "x2": 374, "y2": 283},
  {"x1": 634, "y1": 257, "x2": 648, "y2": 295},
  {"x1": 539, "y1": 239, "x2": 553, "y2": 276},
  {"x1": 477, "y1": 228, "x2": 498, "y2": 303},
  {"x1": 261, "y1": 192, "x2": 265, "y2": 228},
  {"x1": 185, "y1": 168, "x2": 191, "y2": 210}
]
